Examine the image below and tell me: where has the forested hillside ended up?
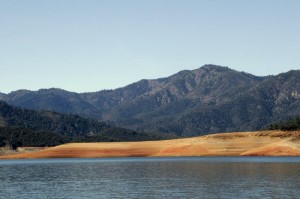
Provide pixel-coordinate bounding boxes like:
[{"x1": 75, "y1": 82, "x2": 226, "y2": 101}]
[
  {"x1": 0, "y1": 101, "x2": 170, "y2": 148},
  {"x1": 0, "y1": 100, "x2": 111, "y2": 136}
]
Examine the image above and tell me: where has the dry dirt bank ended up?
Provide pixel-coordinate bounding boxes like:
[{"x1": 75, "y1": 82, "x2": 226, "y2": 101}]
[{"x1": 1, "y1": 131, "x2": 300, "y2": 159}]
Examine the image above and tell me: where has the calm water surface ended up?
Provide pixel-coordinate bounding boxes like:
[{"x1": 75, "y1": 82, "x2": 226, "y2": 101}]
[{"x1": 0, "y1": 157, "x2": 299, "y2": 199}]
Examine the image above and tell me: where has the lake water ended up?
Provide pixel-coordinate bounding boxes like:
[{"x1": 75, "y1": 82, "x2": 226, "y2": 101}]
[{"x1": 0, "y1": 157, "x2": 299, "y2": 199}]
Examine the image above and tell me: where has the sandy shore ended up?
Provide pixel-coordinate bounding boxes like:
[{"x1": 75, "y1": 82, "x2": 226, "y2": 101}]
[{"x1": 1, "y1": 131, "x2": 300, "y2": 159}]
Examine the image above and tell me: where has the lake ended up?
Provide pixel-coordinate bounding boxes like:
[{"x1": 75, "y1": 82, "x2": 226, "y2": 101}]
[{"x1": 0, "y1": 157, "x2": 299, "y2": 198}]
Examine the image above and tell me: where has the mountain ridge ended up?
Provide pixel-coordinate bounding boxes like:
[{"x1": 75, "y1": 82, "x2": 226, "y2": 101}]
[{"x1": 2, "y1": 65, "x2": 300, "y2": 136}]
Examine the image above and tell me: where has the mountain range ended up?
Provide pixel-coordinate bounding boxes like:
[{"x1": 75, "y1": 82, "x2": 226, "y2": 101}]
[{"x1": 1, "y1": 65, "x2": 300, "y2": 136}]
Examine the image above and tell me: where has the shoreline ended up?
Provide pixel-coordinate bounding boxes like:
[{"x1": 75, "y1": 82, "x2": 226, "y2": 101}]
[{"x1": 1, "y1": 131, "x2": 300, "y2": 159}]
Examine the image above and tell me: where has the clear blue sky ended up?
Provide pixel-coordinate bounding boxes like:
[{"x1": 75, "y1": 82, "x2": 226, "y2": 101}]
[{"x1": 0, "y1": 0, "x2": 299, "y2": 93}]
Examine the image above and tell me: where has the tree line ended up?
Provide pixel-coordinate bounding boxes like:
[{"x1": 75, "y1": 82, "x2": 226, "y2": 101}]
[{"x1": 268, "y1": 116, "x2": 300, "y2": 131}]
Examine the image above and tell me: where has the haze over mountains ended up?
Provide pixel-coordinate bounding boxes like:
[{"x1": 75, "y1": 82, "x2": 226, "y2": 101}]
[{"x1": 1, "y1": 65, "x2": 300, "y2": 136}]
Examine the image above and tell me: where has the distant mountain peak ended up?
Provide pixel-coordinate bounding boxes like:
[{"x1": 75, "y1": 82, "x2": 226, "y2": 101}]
[
  {"x1": 200, "y1": 64, "x2": 230, "y2": 71},
  {"x1": 36, "y1": 88, "x2": 76, "y2": 94},
  {"x1": 10, "y1": 89, "x2": 31, "y2": 93},
  {"x1": 38, "y1": 88, "x2": 63, "y2": 91}
]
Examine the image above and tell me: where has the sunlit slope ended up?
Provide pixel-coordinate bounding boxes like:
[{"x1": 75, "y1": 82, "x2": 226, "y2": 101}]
[{"x1": 1, "y1": 131, "x2": 300, "y2": 159}]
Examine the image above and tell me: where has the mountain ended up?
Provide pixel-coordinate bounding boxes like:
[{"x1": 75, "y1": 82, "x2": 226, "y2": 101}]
[
  {"x1": 2, "y1": 89, "x2": 101, "y2": 119},
  {"x1": 2, "y1": 65, "x2": 300, "y2": 136}
]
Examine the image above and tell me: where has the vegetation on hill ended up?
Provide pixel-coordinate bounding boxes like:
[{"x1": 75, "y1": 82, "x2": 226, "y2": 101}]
[
  {"x1": 268, "y1": 116, "x2": 300, "y2": 131},
  {"x1": 0, "y1": 127, "x2": 71, "y2": 149},
  {"x1": 0, "y1": 126, "x2": 171, "y2": 150},
  {"x1": 0, "y1": 101, "x2": 171, "y2": 149},
  {"x1": 0, "y1": 100, "x2": 112, "y2": 136}
]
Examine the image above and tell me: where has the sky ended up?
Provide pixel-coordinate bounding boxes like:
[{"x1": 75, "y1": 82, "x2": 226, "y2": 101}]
[{"x1": 0, "y1": 0, "x2": 299, "y2": 93}]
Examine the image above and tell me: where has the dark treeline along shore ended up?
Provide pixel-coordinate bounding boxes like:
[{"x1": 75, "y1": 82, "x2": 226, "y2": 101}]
[{"x1": 268, "y1": 116, "x2": 300, "y2": 131}]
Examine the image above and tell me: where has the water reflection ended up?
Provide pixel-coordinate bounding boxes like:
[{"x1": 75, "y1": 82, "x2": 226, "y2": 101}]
[{"x1": 0, "y1": 157, "x2": 299, "y2": 198}]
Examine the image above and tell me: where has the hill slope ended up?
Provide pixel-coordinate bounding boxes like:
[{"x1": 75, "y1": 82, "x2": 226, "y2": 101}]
[
  {"x1": 2, "y1": 65, "x2": 300, "y2": 136},
  {"x1": 0, "y1": 100, "x2": 112, "y2": 137},
  {"x1": 1, "y1": 131, "x2": 300, "y2": 159},
  {"x1": 0, "y1": 101, "x2": 169, "y2": 148}
]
